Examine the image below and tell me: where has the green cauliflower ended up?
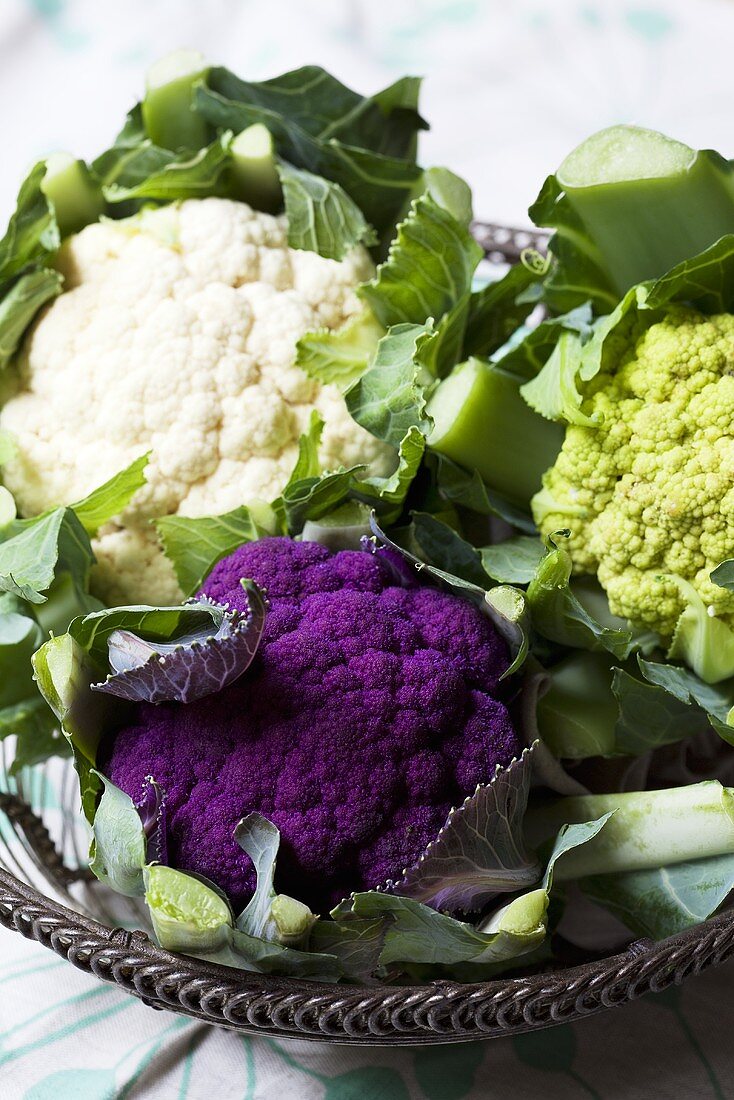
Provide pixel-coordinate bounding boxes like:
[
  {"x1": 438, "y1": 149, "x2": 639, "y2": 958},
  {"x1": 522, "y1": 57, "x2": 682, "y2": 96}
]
[{"x1": 533, "y1": 305, "x2": 734, "y2": 682}]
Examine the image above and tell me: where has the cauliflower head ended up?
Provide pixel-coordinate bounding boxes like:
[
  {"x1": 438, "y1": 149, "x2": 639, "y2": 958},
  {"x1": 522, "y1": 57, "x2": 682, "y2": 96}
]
[
  {"x1": 533, "y1": 306, "x2": 734, "y2": 645},
  {"x1": 100, "y1": 537, "x2": 520, "y2": 912},
  {"x1": 0, "y1": 198, "x2": 390, "y2": 605}
]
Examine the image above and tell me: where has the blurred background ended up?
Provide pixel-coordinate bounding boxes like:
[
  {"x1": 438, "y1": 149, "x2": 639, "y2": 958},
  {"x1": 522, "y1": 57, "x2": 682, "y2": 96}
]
[{"x1": 2, "y1": 0, "x2": 734, "y2": 226}]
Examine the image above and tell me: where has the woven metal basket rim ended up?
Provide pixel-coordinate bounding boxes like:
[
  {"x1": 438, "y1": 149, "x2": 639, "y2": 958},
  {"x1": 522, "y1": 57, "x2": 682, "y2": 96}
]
[
  {"x1": 2, "y1": 859, "x2": 733, "y2": 1045},
  {"x1": 2, "y1": 221, "x2": 733, "y2": 1045}
]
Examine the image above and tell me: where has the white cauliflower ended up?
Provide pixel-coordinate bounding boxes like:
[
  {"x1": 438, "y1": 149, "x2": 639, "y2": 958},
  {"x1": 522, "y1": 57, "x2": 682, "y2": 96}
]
[{"x1": 0, "y1": 198, "x2": 390, "y2": 605}]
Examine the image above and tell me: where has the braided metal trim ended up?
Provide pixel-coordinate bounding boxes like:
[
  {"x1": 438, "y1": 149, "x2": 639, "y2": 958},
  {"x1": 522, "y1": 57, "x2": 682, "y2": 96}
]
[
  {"x1": 0, "y1": 792, "x2": 83, "y2": 889},
  {"x1": 471, "y1": 221, "x2": 550, "y2": 264},
  {"x1": 2, "y1": 868, "x2": 733, "y2": 1044}
]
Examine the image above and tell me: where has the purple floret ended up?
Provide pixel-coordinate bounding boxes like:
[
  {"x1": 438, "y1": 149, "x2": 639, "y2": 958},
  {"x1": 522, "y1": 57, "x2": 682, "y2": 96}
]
[{"x1": 100, "y1": 538, "x2": 520, "y2": 912}]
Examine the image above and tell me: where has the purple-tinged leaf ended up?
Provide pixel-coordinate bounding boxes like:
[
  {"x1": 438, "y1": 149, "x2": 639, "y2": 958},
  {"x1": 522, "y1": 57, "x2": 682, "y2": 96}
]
[
  {"x1": 361, "y1": 535, "x2": 417, "y2": 587},
  {"x1": 135, "y1": 776, "x2": 168, "y2": 865},
  {"x1": 388, "y1": 746, "x2": 542, "y2": 915},
  {"x1": 92, "y1": 580, "x2": 267, "y2": 704},
  {"x1": 366, "y1": 513, "x2": 477, "y2": 594}
]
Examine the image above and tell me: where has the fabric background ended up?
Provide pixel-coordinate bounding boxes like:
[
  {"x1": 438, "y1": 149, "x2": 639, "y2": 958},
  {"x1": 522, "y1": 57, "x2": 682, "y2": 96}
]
[{"x1": 2, "y1": 0, "x2": 734, "y2": 1096}]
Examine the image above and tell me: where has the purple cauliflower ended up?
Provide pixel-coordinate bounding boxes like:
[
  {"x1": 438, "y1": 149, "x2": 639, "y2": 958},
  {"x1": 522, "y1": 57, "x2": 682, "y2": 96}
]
[{"x1": 101, "y1": 538, "x2": 521, "y2": 912}]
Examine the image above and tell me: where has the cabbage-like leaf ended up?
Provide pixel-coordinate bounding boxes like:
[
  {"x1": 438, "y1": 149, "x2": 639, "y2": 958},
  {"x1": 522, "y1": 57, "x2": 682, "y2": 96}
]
[
  {"x1": 0, "y1": 453, "x2": 149, "y2": 605},
  {"x1": 712, "y1": 557, "x2": 734, "y2": 590},
  {"x1": 296, "y1": 309, "x2": 384, "y2": 390},
  {"x1": 409, "y1": 510, "x2": 490, "y2": 588},
  {"x1": 89, "y1": 773, "x2": 147, "y2": 896},
  {"x1": 540, "y1": 815, "x2": 614, "y2": 892},
  {"x1": 612, "y1": 664, "x2": 711, "y2": 756},
  {"x1": 32, "y1": 633, "x2": 113, "y2": 820},
  {"x1": 0, "y1": 602, "x2": 68, "y2": 774},
  {"x1": 389, "y1": 747, "x2": 540, "y2": 914},
  {"x1": 463, "y1": 262, "x2": 544, "y2": 361},
  {"x1": 333, "y1": 817, "x2": 612, "y2": 979},
  {"x1": 310, "y1": 917, "x2": 385, "y2": 984},
  {"x1": 0, "y1": 603, "x2": 44, "y2": 707},
  {"x1": 667, "y1": 576, "x2": 734, "y2": 685},
  {"x1": 481, "y1": 536, "x2": 546, "y2": 585},
  {"x1": 490, "y1": 303, "x2": 594, "y2": 382},
  {"x1": 92, "y1": 581, "x2": 267, "y2": 704},
  {"x1": 102, "y1": 134, "x2": 232, "y2": 203},
  {"x1": 92, "y1": 105, "x2": 176, "y2": 190},
  {"x1": 341, "y1": 889, "x2": 547, "y2": 971},
  {"x1": 520, "y1": 330, "x2": 597, "y2": 428},
  {"x1": 278, "y1": 161, "x2": 376, "y2": 260},
  {"x1": 518, "y1": 285, "x2": 641, "y2": 427},
  {"x1": 431, "y1": 453, "x2": 536, "y2": 533},
  {"x1": 526, "y1": 534, "x2": 634, "y2": 660},
  {"x1": 0, "y1": 267, "x2": 62, "y2": 370},
  {"x1": 518, "y1": 669, "x2": 589, "y2": 796},
  {"x1": 635, "y1": 656, "x2": 734, "y2": 747},
  {"x1": 1, "y1": 698, "x2": 68, "y2": 774},
  {"x1": 643, "y1": 234, "x2": 734, "y2": 314},
  {"x1": 368, "y1": 512, "x2": 483, "y2": 595},
  {"x1": 280, "y1": 467, "x2": 361, "y2": 535},
  {"x1": 0, "y1": 507, "x2": 94, "y2": 605},
  {"x1": 157, "y1": 503, "x2": 279, "y2": 597},
  {"x1": 484, "y1": 586, "x2": 530, "y2": 679},
  {"x1": 234, "y1": 811, "x2": 316, "y2": 948},
  {"x1": 194, "y1": 68, "x2": 422, "y2": 245},
  {"x1": 357, "y1": 195, "x2": 482, "y2": 328},
  {"x1": 219, "y1": 929, "x2": 340, "y2": 980},
  {"x1": 71, "y1": 453, "x2": 150, "y2": 535},
  {"x1": 143, "y1": 837, "x2": 338, "y2": 978},
  {"x1": 346, "y1": 323, "x2": 434, "y2": 449},
  {"x1": 581, "y1": 851, "x2": 734, "y2": 941},
  {"x1": 135, "y1": 775, "x2": 168, "y2": 865},
  {"x1": 0, "y1": 162, "x2": 60, "y2": 282},
  {"x1": 354, "y1": 426, "x2": 425, "y2": 518},
  {"x1": 301, "y1": 501, "x2": 372, "y2": 552},
  {"x1": 418, "y1": 166, "x2": 473, "y2": 226}
]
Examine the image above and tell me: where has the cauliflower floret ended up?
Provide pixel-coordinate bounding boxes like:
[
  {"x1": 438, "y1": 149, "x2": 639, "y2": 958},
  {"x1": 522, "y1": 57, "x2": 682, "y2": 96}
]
[
  {"x1": 0, "y1": 198, "x2": 390, "y2": 604},
  {"x1": 100, "y1": 538, "x2": 520, "y2": 911},
  {"x1": 533, "y1": 307, "x2": 734, "y2": 640}
]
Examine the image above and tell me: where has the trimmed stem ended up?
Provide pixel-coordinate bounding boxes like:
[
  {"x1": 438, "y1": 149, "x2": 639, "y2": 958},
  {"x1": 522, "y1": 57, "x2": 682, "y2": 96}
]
[
  {"x1": 230, "y1": 124, "x2": 282, "y2": 213},
  {"x1": 427, "y1": 358, "x2": 564, "y2": 508},
  {"x1": 526, "y1": 781, "x2": 734, "y2": 880},
  {"x1": 558, "y1": 125, "x2": 734, "y2": 294},
  {"x1": 142, "y1": 49, "x2": 210, "y2": 151},
  {"x1": 42, "y1": 153, "x2": 104, "y2": 237}
]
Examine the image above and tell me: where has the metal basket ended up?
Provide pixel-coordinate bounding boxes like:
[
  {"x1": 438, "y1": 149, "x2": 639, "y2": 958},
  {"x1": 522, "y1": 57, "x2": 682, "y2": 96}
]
[{"x1": 2, "y1": 223, "x2": 733, "y2": 1046}]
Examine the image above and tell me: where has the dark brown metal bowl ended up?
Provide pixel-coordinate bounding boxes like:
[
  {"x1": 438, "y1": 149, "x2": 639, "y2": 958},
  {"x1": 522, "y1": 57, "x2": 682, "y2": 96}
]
[{"x1": 3, "y1": 224, "x2": 733, "y2": 1045}]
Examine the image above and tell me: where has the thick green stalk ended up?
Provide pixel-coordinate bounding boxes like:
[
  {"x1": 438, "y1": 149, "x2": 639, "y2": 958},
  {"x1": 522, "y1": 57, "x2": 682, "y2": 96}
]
[
  {"x1": 557, "y1": 125, "x2": 734, "y2": 294},
  {"x1": 41, "y1": 153, "x2": 104, "y2": 237},
  {"x1": 142, "y1": 49, "x2": 210, "y2": 151},
  {"x1": 230, "y1": 124, "x2": 282, "y2": 212},
  {"x1": 526, "y1": 781, "x2": 734, "y2": 880},
  {"x1": 427, "y1": 358, "x2": 564, "y2": 508}
]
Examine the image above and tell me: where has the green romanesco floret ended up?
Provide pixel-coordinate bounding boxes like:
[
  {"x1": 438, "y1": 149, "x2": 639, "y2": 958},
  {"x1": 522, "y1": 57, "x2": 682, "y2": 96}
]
[{"x1": 533, "y1": 306, "x2": 734, "y2": 660}]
